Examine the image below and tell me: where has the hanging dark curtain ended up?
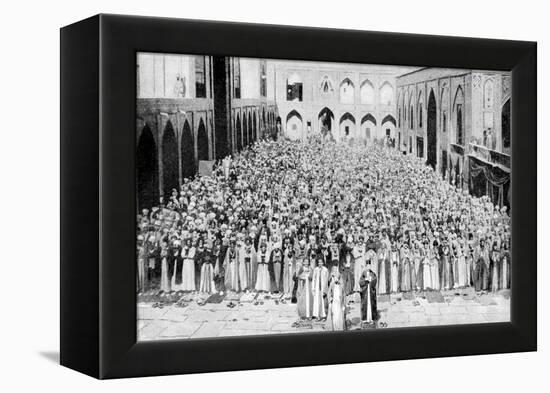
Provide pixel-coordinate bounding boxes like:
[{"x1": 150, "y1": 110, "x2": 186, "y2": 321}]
[{"x1": 469, "y1": 156, "x2": 510, "y2": 209}]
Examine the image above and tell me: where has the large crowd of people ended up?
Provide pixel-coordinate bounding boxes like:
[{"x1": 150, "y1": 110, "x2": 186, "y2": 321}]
[{"x1": 137, "y1": 135, "x2": 511, "y2": 329}]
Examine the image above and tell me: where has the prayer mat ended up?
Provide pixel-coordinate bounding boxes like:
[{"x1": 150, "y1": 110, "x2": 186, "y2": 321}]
[
  {"x1": 426, "y1": 291, "x2": 445, "y2": 303},
  {"x1": 239, "y1": 292, "x2": 258, "y2": 303},
  {"x1": 179, "y1": 292, "x2": 196, "y2": 302},
  {"x1": 402, "y1": 292, "x2": 415, "y2": 301},
  {"x1": 205, "y1": 292, "x2": 225, "y2": 303},
  {"x1": 225, "y1": 292, "x2": 241, "y2": 302},
  {"x1": 291, "y1": 320, "x2": 313, "y2": 329}
]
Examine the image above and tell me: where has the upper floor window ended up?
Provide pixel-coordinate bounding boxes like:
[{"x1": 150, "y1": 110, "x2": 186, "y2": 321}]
[
  {"x1": 233, "y1": 58, "x2": 241, "y2": 99},
  {"x1": 456, "y1": 104, "x2": 464, "y2": 145},
  {"x1": 260, "y1": 62, "x2": 267, "y2": 97},
  {"x1": 340, "y1": 78, "x2": 354, "y2": 104},
  {"x1": 320, "y1": 75, "x2": 334, "y2": 94},
  {"x1": 286, "y1": 73, "x2": 303, "y2": 102},
  {"x1": 379, "y1": 82, "x2": 394, "y2": 106},
  {"x1": 360, "y1": 80, "x2": 375, "y2": 105},
  {"x1": 195, "y1": 56, "x2": 207, "y2": 98}
]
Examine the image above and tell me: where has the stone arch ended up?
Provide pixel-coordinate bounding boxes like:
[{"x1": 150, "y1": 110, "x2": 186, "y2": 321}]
[
  {"x1": 180, "y1": 119, "x2": 195, "y2": 180},
  {"x1": 427, "y1": 89, "x2": 437, "y2": 169},
  {"x1": 408, "y1": 90, "x2": 415, "y2": 129},
  {"x1": 361, "y1": 113, "x2": 377, "y2": 142},
  {"x1": 440, "y1": 84, "x2": 449, "y2": 134},
  {"x1": 162, "y1": 121, "x2": 179, "y2": 201},
  {"x1": 381, "y1": 114, "x2": 396, "y2": 142},
  {"x1": 339, "y1": 78, "x2": 355, "y2": 104},
  {"x1": 286, "y1": 110, "x2": 303, "y2": 140},
  {"x1": 339, "y1": 112, "x2": 356, "y2": 139},
  {"x1": 381, "y1": 114, "x2": 396, "y2": 127},
  {"x1": 379, "y1": 81, "x2": 394, "y2": 106},
  {"x1": 360, "y1": 79, "x2": 375, "y2": 105},
  {"x1": 453, "y1": 85, "x2": 465, "y2": 145},
  {"x1": 361, "y1": 113, "x2": 377, "y2": 125},
  {"x1": 197, "y1": 118, "x2": 209, "y2": 161},
  {"x1": 318, "y1": 107, "x2": 335, "y2": 136},
  {"x1": 417, "y1": 90, "x2": 424, "y2": 128},
  {"x1": 137, "y1": 124, "x2": 159, "y2": 211}
]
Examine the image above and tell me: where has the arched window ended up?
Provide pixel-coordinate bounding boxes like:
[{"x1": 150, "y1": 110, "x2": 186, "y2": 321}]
[
  {"x1": 232, "y1": 57, "x2": 241, "y2": 98},
  {"x1": 360, "y1": 80, "x2": 375, "y2": 105},
  {"x1": 410, "y1": 105, "x2": 414, "y2": 129},
  {"x1": 197, "y1": 118, "x2": 209, "y2": 160},
  {"x1": 286, "y1": 110, "x2": 303, "y2": 140},
  {"x1": 339, "y1": 78, "x2": 354, "y2": 104},
  {"x1": 379, "y1": 82, "x2": 394, "y2": 106},
  {"x1": 339, "y1": 112, "x2": 356, "y2": 138},
  {"x1": 418, "y1": 92, "x2": 424, "y2": 128},
  {"x1": 484, "y1": 78, "x2": 494, "y2": 109},
  {"x1": 195, "y1": 56, "x2": 207, "y2": 98},
  {"x1": 181, "y1": 120, "x2": 195, "y2": 180},
  {"x1": 441, "y1": 86, "x2": 449, "y2": 133},
  {"x1": 319, "y1": 75, "x2": 334, "y2": 94},
  {"x1": 260, "y1": 61, "x2": 267, "y2": 97},
  {"x1": 453, "y1": 86, "x2": 465, "y2": 145},
  {"x1": 162, "y1": 121, "x2": 179, "y2": 199},
  {"x1": 286, "y1": 73, "x2": 303, "y2": 102}
]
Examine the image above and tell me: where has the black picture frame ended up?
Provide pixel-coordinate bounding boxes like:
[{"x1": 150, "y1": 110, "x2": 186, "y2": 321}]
[{"x1": 60, "y1": 14, "x2": 537, "y2": 379}]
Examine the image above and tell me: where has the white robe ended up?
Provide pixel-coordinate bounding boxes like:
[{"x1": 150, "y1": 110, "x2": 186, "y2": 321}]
[
  {"x1": 312, "y1": 266, "x2": 329, "y2": 318},
  {"x1": 180, "y1": 247, "x2": 196, "y2": 291}
]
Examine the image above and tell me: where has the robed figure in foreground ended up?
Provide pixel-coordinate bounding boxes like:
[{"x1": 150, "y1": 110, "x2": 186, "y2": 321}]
[
  {"x1": 359, "y1": 269, "x2": 378, "y2": 324},
  {"x1": 297, "y1": 259, "x2": 314, "y2": 319},
  {"x1": 326, "y1": 266, "x2": 347, "y2": 331}
]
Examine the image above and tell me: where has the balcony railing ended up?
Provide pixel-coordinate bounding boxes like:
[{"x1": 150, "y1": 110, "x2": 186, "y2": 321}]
[{"x1": 468, "y1": 143, "x2": 510, "y2": 168}]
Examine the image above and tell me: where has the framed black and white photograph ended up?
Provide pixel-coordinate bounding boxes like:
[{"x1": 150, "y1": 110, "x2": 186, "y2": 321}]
[{"x1": 60, "y1": 14, "x2": 536, "y2": 379}]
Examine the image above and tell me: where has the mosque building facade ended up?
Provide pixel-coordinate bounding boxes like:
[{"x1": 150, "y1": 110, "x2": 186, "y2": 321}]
[{"x1": 395, "y1": 68, "x2": 511, "y2": 209}]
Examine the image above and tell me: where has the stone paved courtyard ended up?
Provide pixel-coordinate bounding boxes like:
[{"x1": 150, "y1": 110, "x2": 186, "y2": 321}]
[{"x1": 137, "y1": 288, "x2": 510, "y2": 341}]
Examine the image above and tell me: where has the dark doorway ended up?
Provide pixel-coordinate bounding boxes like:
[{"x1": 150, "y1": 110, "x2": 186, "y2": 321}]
[
  {"x1": 162, "y1": 121, "x2": 179, "y2": 201},
  {"x1": 181, "y1": 120, "x2": 195, "y2": 180},
  {"x1": 275, "y1": 116, "x2": 281, "y2": 141},
  {"x1": 417, "y1": 137, "x2": 424, "y2": 158},
  {"x1": 213, "y1": 56, "x2": 230, "y2": 160},
  {"x1": 197, "y1": 119, "x2": 209, "y2": 161},
  {"x1": 243, "y1": 113, "x2": 248, "y2": 147},
  {"x1": 318, "y1": 107, "x2": 334, "y2": 136},
  {"x1": 236, "y1": 114, "x2": 242, "y2": 151},
  {"x1": 137, "y1": 125, "x2": 159, "y2": 211},
  {"x1": 441, "y1": 150, "x2": 448, "y2": 178},
  {"x1": 248, "y1": 114, "x2": 253, "y2": 146},
  {"x1": 502, "y1": 99, "x2": 510, "y2": 149},
  {"x1": 427, "y1": 90, "x2": 437, "y2": 169},
  {"x1": 253, "y1": 112, "x2": 257, "y2": 142}
]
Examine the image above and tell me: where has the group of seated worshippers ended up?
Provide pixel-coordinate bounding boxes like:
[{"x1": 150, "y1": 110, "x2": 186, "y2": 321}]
[{"x1": 137, "y1": 135, "x2": 511, "y2": 328}]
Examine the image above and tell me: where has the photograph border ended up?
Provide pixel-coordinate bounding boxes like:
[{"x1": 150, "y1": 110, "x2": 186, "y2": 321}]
[{"x1": 60, "y1": 14, "x2": 536, "y2": 379}]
